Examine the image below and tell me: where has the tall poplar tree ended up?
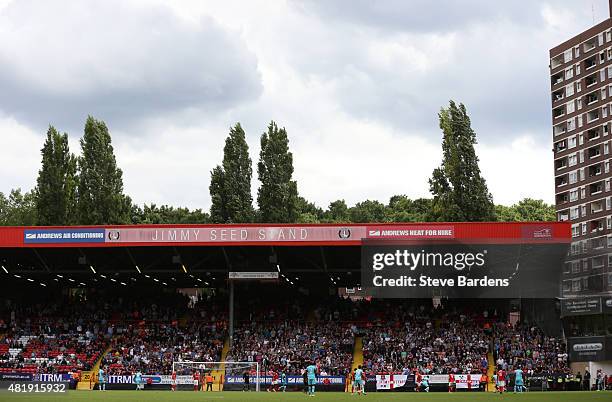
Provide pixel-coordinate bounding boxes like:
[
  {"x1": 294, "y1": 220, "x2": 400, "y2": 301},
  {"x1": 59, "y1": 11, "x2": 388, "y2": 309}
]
[
  {"x1": 428, "y1": 101, "x2": 495, "y2": 222},
  {"x1": 209, "y1": 123, "x2": 254, "y2": 223},
  {"x1": 257, "y1": 121, "x2": 298, "y2": 223},
  {"x1": 35, "y1": 126, "x2": 77, "y2": 225},
  {"x1": 77, "y1": 116, "x2": 131, "y2": 224}
]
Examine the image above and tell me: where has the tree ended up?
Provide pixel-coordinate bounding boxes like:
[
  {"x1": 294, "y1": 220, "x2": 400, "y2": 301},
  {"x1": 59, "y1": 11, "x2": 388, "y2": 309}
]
[
  {"x1": 296, "y1": 196, "x2": 323, "y2": 223},
  {"x1": 131, "y1": 204, "x2": 209, "y2": 224},
  {"x1": 0, "y1": 189, "x2": 37, "y2": 226},
  {"x1": 324, "y1": 200, "x2": 350, "y2": 223},
  {"x1": 428, "y1": 101, "x2": 495, "y2": 222},
  {"x1": 386, "y1": 195, "x2": 433, "y2": 222},
  {"x1": 77, "y1": 116, "x2": 131, "y2": 225},
  {"x1": 209, "y1": 166, "x2": 227, "y2": 223},
  {"x1": 257, "y1": 121, "x2": 299, "y2": 222},
  {"x1": 349, "y1": 200, "x2": 387, "y2": 223},
  {"x1": 496, "y1": 198, "x2": 556, "y2": 222},
  {"x1": 210, "y1": 123, "x2": 254, "y2": 223},
  {"x1": 35, "y1": 126, "x2": 78, "y2": 225}
]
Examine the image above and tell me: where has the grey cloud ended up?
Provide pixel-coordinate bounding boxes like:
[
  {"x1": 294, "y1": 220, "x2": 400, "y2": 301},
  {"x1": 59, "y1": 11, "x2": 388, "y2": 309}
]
[
  {"x1": 0, "y1": 0, "x2": 263, "y2": 133},
  {"x1": 294, "y1": 0, "x2": 547, "y2": 33},
  {"x1": 286, "y1": 0, "x2": 609, "y2": 144}
]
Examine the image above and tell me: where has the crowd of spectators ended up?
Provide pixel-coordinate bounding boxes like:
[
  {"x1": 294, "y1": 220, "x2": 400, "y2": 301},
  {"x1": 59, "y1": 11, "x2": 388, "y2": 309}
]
[
  {"x1": 227, "y1": 321, "x2": 354, "y2": 376},
  {"x1": 493, "y1": 322, "x2": 568, "y2": 375},
  {"x1": 0, "y1": 292, "x2": 573, "y2": 379},
  {"x1": 361, "y1": 303, "x2": 491, "y2": 374},
  {"x1": 0, "y1": 296, "x2": 111, "y2": 373},
  {"x1": 102, "y1": 321, "x2": 225, "y2": 375}
]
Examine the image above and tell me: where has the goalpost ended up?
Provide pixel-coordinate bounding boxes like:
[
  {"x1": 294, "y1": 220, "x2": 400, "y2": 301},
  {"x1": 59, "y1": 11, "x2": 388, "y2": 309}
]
[{"x1": 172, "y1": 361, "x2": 261, "y2": 392}]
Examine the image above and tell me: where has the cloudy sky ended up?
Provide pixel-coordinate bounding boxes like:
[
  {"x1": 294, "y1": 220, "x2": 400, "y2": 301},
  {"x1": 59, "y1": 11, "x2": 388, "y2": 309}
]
[{"x1": 0, "y1": 0, "x2": 609, "y2": 210}]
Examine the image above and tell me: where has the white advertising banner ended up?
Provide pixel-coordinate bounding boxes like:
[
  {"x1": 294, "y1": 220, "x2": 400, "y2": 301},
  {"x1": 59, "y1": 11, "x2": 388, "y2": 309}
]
[
  {"x1": 454, "y1": 374, "x2": 480, "y2": 389},
  {"x1": 375, "y1": 374, "x2": 408, "y2": 390}
]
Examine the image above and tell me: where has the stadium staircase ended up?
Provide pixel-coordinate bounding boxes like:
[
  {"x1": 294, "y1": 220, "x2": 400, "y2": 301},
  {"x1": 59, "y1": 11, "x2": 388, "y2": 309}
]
[
  {"x1": 486, "y1": 351, "x2": 496, "y2": 392},
  {"x1": 77, "y1": 345, "x2": 111, "y2": 391},
  {"x1": 347, "y1": 336, "x2": 364, "y2": 392},
  {"x1": 211, "y1": 337, "x2": 231, "y2": 391}
]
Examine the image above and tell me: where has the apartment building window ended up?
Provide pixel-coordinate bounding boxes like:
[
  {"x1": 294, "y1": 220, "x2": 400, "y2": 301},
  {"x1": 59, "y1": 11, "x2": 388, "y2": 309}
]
[
  {"x1": 603, "y1": 87, "x2": 608, "y2": 100},
  {"x1": 577, "y1": 64, "x2": 581, "y2": 75},
  {"x1": 566, "y1": 68, "x2": 574, "y2": 80},
  {"x1": 572, "y1": 261, "x2": 581, "y2": 273},
  {"x1": 580, "y1": 167, "x2": 586, "y2": 180},
  {"x1": 569, "y1": 136, "x2": 577, "y2": 148},
  {"x1": 607, "y1": 216, "x2": 612, "y2": 229},
  {"x1": 587, "y1": 110, "x2": 599, "y2": 123},
  {"x1": 605, "y1": 124, "x2": 610, "y2": 135},
  {"x1": 580, "y1": 134, "x2": 585, "y2": 145},
  {"x1": 570, "y1": 206, "x2": 579, "y2": 219},
  {"x1": 599, "y1": 33, "x2": 604, "y2": 45},
  {"x1": 572, "y1": 279, "x2": 581, "y2": 292},
  {"x1": 578, "y1": 115, "x2": 583, "y2": 128},
  {"x1": 606, "y1": 161, "x2": 611, "y2": 174},
  {"x1": 607, "y1": 179, "x2": 611, "y2": 192},
  {"x1": 577, "y1": 81, "x2": 582, "y2": 92},
  {"x1": 582, "y1": 222, "x2": 588, "y2": 234},
  {"x1": 578, "y1": 98, "x2": 583, "y2": 110},
  {"x1": 602, "y1": 69, "x2": 607, "y2": 81},
  {"x1": 563, "y1": 262, "x2": 571, "y2": 273},
  {"x1": 604, "y1": 106, "x2": 609, "y2": 118},
  {"x1": 568, "y1": 154, "x2": 577, "y2": 166},
  {"x1": 563, "y1": 281, "x2": 571, "y2": 293},
  {"x1": 581, "y1": 186, "x2": 587, "y2": 198},
  {"x1": 607, "y1": 196, "x2": 612, "y2": 209},
  {"x1": 572, "y1": 225, "x2": 580, "y2": 237},
  {"x1": 609, "y1": 66, "x2": 612, "y2": 78},
  {"x1": 608, "y1": 273, "x2": 612, "y2": 286},
  {"x1": 567, "y1": 101, "x2": 575, "y2": 114},
  {"x1": 569, "y1": 171, "x2": 578, "y2": 184},
  {"x1": 565, "y1": 49, "x2": 573, "y2": 62},
  {"x1": 605, "y1": 142, "x2": 610, "y2": 154},
  {"x1": 581, "y1": 204, "x2": 587, "y2": 216},
  {"x1": 570, "y1": 189, "x2": 579, "y2": 201},
  {"x1": 608, "y1": 235, "x2": 612, "y2": 247},
  {"x1": 580, "y1": 150, "x2": 585, "y2": 163},
  {"x1": 608, "y1": 31, "x2": 612, "y2": 42},
  {"x1": 601, "y1": 51, "x2": 606, "y2": 63}
]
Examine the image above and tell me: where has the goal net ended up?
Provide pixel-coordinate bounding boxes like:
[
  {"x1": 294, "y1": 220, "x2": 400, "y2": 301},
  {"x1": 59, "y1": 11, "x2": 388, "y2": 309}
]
[{"x1": 171, "y1": 360, "x2": 261, "y2": 391}]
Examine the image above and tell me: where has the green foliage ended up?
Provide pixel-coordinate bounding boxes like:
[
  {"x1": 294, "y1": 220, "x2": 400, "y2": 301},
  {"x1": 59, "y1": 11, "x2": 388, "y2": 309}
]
[
  {"x1": 209, "y1": 166, "x2": 227, "y2": 223},
  {"x1": 35, "y1": 126, "x2": 78, "y2": 225},
  {"x1": 131, "y1": 204, "x2": 209, "y2": 224},
  {"x1": 429, "y1": 101, "x2": 495, "y2": 222},
  {"x1": 348, "y1": 200, "x2": 387, "y2": 223},
  {"x1": 256, "y1": 121, "x2": 299, "y2": 223},
  {"x1": 77, "y1": 116, "x2": 131, "y2": 225},
  {"x1": 296, "y1": 196, "x2": 323, "y2": 223},
  {"x1": 210, "y1": 123, "x2": 254, "y2": 223},
  {"x1": 323, "y1": 200, "x2": 350, "y2": 223},
  {"x1": 386, "y1": 195, "x2": 433, "y2": 222},
  {"x1": 495, "y1": 198, "x2": 556, "y2": 222},
  {"x1": 0, "y1": 189, "x2": 37, "y2": 226}
]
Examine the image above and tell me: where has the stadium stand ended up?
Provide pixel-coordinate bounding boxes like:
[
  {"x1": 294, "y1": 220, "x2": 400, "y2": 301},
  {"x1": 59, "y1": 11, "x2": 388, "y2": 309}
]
[{"x1": 0, "y1": 289, "x2": 572, "y2": 386}]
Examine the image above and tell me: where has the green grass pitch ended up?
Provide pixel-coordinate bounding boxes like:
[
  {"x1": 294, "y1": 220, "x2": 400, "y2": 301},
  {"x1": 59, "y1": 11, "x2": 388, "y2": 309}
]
[{"x1": 1, "y1": 391, "x2": 611, "y2": 402}]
